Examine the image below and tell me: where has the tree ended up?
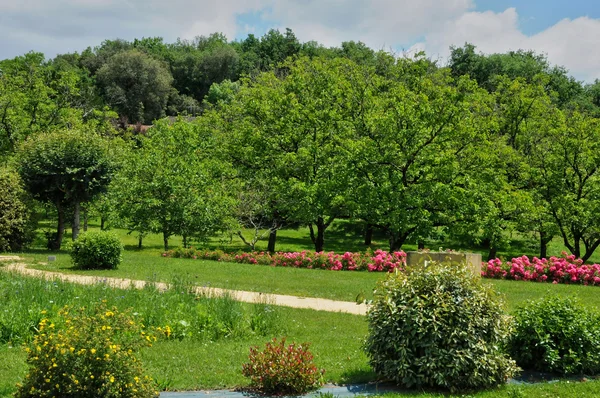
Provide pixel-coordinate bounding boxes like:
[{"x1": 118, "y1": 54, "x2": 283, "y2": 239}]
[
  {"x1": 219, "y1": 57, "x2": 361, "y2": 252},
  {"x1": 529, "y1": 111, "x2": 600, "y2": 262},
  {"x1": 110, "y1": 118, "x2": 236, "y2": 250},
  {"x1": 449, "y1": 44, "x2": 583, "y2": 107},
  {"x1": 351, "y1": 65, "x2": 491, "y2": 251},
  {"x1": 16, "y1": 130, "x2": 115, "y2": 249},
  {"x1": 96, "y1": 50, "x2": 173, "y2": 123},
  {"x1": 0, "y1": 52, "x2": 84, "y2": 156}
]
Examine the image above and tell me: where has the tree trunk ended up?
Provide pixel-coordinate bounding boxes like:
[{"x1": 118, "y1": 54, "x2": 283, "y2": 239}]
[
  {"x1": 72, "y1": 202, "x2": 81, "y2": 241},
  {"x1": 163, "y1": 231, "x2": 169, "y2": 251},
  {"x1": 83, "y1": 207, "x2": 88, "y2": 232},
  {"x1": 267, "y1": 228, "x2": 277, "y2": 254},
  {"x1": 100, "y1": 217, "x2": 106, "y2": 231},
  {"x1": 487, "y1": 245, "x2": 498, "y2": 262},
  {"x1": 52, "y1": 201, "x2": 65, "y2": 250},
  {"x1": 388, "y1": 230, "x2": 410, "y2": 252},
  {"x1": 138, "y1": 235, "x2": 143, "y2": 249},
  {"x1": 364, "y1": 224, "x2": 373, "y2": 246},
  {"x1": 418, "y1": 240, "x2": 425, "y2": 250},
  {"x1": 183, "y1": 235, "x2": 188, "y2": 248},
  {"x1": 539, "y1": 231, "x2": 552, "y2": 259},
  {"x1": 573, "y1": 235, "x2": 581, "y2": 259},
  {"x1": 309, "y1": 218, "x2": 328, "y2": 252}
]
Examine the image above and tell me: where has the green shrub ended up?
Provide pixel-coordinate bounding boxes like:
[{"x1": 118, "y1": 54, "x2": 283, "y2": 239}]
[
  {"x1": 242, "y1": 337, "x2": 324, "y2": 394},
  {"x1": 14, "y1": 304, "x2": 158, "y2": 398},
  {"x1": 365, "y1": 263, "x2": 518, "y2": 392},
  {"x1": 70, "y1": 231, "x2": 123, "y2": 270},
  {"x1": 508, "y1": 297, "x2": 600, "y2": 375},
  {"x1": 0, "y1": 167, "x2": 36, "y2": 252}
]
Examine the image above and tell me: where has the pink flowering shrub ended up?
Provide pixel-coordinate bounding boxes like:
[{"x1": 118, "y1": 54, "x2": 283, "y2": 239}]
[
  {"x1": 163, "y1": 248, "x2": 406, "y2": 272},
  {"x1": 482, "y1": 252, "x2": 600, "y2": 286}
]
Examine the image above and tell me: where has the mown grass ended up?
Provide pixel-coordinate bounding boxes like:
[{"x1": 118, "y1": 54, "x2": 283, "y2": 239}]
[{"x1": 22, "y1": 250, "x2": 600, "y2": 311}]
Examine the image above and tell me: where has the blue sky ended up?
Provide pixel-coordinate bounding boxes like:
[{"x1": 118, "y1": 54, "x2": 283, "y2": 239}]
[{"x1": 0, "y1": 0, "x2": 599, "y2": 81}]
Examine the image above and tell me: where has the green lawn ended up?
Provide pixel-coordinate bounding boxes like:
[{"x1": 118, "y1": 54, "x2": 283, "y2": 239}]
[{"x1": 21, "y1": 249, "x2": 600, "y2": 311}]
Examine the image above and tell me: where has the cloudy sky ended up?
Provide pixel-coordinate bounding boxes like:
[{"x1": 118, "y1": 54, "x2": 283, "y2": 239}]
[{"x1": 1, "y1": 0, "x2": 599, "y2": 81}]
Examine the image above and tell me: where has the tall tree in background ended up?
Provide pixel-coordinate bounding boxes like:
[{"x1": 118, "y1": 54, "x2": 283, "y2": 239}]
[
  {"x1": 449, "y1": 43, "x2": 583, "y2": 107},
  {"x1": 96, "y1": 50, "x2": 173, "y2": 123}
]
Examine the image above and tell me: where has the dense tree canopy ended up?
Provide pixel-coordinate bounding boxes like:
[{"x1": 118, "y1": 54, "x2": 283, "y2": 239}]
[
  {"x1": 5, "y1": 30, "x2": 600, "y2": 260},
  {"x1": 96, "y1": 50, "x2": 173, "y2": 124}
]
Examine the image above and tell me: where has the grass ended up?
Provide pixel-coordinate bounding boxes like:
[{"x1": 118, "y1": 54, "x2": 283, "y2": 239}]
[
  {"x1": 22, "y1": 250, "x2": 600, "y2": 311},
  {"x1": 5, "y1": 220, "x2": 600, "y2": 396},
  {"x1": 3, "y1": 273, "x2": 600, "y2": 397}
]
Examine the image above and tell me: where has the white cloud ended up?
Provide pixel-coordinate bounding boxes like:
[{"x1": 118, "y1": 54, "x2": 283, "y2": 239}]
[
  {"x1": 410, "y1": 8, "x2": 600, "y2": 82},
  {"x1": 264, "y1": 0, "x2": 474, "y2": 49},
  {"x1": 0, "y1": 0, "x2": 265, "y2": 58},
  {"x1": 1, "y1": 1, "x2": 599, "y2": 82}
]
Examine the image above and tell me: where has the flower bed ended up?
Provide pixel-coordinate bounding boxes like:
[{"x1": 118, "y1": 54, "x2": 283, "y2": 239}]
[
  {"x1": 162, "y1": 248, "x2": 407, "y2": 272},
  {"x1": 483, "y1": 252, "x2": 600, "y2": 286}
]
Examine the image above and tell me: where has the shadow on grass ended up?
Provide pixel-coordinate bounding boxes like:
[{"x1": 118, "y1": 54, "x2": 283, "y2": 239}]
[{"x1": 339, "y1": 368, "x2": 379, "y2": 385}]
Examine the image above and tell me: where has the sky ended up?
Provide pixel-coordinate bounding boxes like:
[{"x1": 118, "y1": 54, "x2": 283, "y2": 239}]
[{"x1": 1, "y1": 0, "x2": 599, "y2": 81}]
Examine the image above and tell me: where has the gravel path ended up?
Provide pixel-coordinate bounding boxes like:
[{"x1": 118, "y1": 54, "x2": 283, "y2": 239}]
[{"x1": 0, "y1": 257, "x2": 368, "y2": 316}]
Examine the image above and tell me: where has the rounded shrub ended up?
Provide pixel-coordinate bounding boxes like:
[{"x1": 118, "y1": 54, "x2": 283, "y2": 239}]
[
  {"x1": 70, "y1": 231, "x2": 123, "y2": 270},
  {"x1": 242, "y1": 337, "x2": 324, "y2": 394},
  {"x1": 365, "y1": 263, "x2": 518, "y2": 392},
  {"x1": 508, "y1": 297, "x2": 600, "y2": 375},
  {"x1": 0, "y1": 167, "x2": 36, "y2": 252},
  {"x1": 14, "y1": 304, "x2": 158, "y2": 398}
]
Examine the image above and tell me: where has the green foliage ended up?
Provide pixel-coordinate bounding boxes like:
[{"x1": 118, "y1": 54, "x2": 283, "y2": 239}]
[
  {"x1": 70, "y1": 231, "x2": 123, "y2": 270},
  {"x1": 508, "y1": 297, "x2": 600, "y2": 376},
  {"x1": 0, "y1": 52, "x2": 85, "y2": 155},
  {"x1": 242, "y1": 337, "x2": 324, "y2": 394},
  {"x1": 365, "y1": 263, "x2": 518, "y2": 392},
  {"x1": 14, "y1": 304, "x2": 158, "y2": 398},
  {"x1": 351, "y1": 66, "x2": 491, "y2": 251},
  {"x1": 96, "y1": 50, "x2": 173, "y2": 123},
  {"x1": 15, "y1": 129, "x2": 116, "y2": 248},
  {"x1": 109, "y1": 118, "x2": 237, "y2": 250},
  {"x1": 0, "y1": 167, "x2": 35, "y2": 251}
]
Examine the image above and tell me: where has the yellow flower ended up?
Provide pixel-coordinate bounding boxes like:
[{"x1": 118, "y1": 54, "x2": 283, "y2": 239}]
[
  {"x1": 110, "y1": 376, "x2": 115, "y2": 383},
  {"x1": 90, "y1": 349, "x2": 96, "y2": 354}
]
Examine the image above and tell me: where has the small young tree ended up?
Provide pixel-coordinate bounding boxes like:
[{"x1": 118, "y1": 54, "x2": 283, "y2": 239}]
[{"x1": 16, "y1": 129, "x2": 115, "y2": 249}]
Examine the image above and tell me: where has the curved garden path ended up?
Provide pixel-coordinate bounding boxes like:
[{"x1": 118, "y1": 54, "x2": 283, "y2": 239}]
[{"x1": 0, "y1": 257, "x2": 367, "y2": 315}]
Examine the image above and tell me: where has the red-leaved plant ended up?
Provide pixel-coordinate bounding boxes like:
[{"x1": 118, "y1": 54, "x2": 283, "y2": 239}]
[{"x1": 242, "y1": 337, "x2": 324, "y2": 394}]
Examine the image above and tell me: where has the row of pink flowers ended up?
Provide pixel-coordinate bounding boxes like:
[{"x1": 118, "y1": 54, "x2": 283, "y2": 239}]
[
  {"x1": 163, "y1": 247, "x2": 407, "y2": 272},
  {"x1": 482, "y1": 252, "x2": 600, "y2": 286}
]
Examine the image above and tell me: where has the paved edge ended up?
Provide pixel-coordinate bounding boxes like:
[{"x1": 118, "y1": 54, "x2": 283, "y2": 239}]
[
  {"x1": 1, "y1": 260, "x2": 367, "y2": 316},
  {"x1": 159, "y1": 383, "x2": 402, "y2": 398}
]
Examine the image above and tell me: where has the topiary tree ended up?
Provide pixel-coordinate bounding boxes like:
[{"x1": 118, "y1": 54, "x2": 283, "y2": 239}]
[
  {"x1": 16, "y1": 129, "x2": 116, "y2": 249},
  {"x1": 365, "y1": 263, "x2": 518, "y2": 392},
  {"x1": 0, "y1": 167, "x2": 36, "y2": 251}
]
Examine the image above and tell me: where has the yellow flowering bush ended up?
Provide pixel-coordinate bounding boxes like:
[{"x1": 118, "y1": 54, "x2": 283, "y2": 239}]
[{"x1": 14, "y1": 303, "x2": 158, "y2": 398}]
